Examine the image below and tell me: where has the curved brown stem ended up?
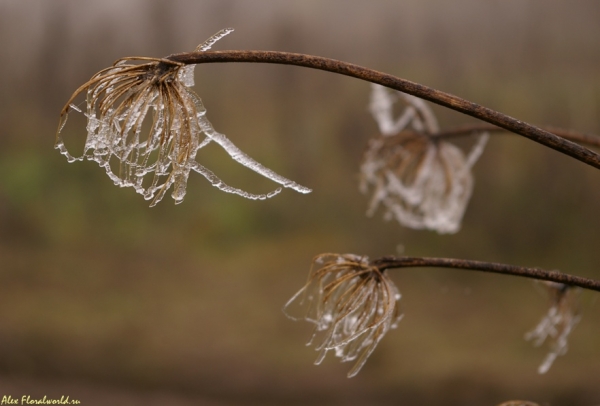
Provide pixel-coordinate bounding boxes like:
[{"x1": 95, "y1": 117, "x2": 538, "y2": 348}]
[
  {"x1": 372, "y1": 256, "x2": 600, "y2": 292},
  {"x1": 434, "y1": 123, "x2": 600, "y2": 149},
  {"x1": 166, "y1": 50, "x2": 600, "y2": 170}
]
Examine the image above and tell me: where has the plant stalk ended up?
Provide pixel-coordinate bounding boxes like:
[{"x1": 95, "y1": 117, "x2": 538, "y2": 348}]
[
  {"x1": 434, "y1": 123, "x2": 600, "y2": 148},
  {"x1": 372, "y1": 256, "x2": 600, "y2": 292},
  {"x1": 168, "y1": 50, "x2": 600, "y2": 170}
]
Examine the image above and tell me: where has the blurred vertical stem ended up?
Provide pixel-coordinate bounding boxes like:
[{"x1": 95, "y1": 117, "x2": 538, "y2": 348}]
[{"x1": 168, "y1": 50, "x2": 600, "y2": 170}]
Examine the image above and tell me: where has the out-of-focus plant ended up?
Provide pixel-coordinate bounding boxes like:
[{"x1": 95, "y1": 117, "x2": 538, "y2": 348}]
[
  {"x1": 525, "y1": 282, "x2": 581, "y2": 374},
  {"x1": 496, "y1": 401, "x2": 540, "y2": 406},
  {"x1": 56, "y1": 28, "x2": 600, "y2": 379},
  {"x1": 360, "y1": 85, "x2": 488, "y2": 234}
]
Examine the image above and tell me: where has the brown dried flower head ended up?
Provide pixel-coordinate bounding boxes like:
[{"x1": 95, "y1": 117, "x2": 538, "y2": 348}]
[
  {"x1": 56, "y1": 28, "x2": 310, "y2": 206},
  {"x1": 525, "y1": 281, "x2": 581, "y2": 374},
  {"x1": 361, "y1": 84, "x2": 488, "y2": 233},
  {"x1": 284, "y1": 253, "x2": 402, "y2": 377}
]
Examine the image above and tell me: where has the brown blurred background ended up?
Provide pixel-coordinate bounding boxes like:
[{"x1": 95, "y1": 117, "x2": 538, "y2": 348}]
[{"x1": 1, "y1": 1, "x2": 600, "y2": 405}]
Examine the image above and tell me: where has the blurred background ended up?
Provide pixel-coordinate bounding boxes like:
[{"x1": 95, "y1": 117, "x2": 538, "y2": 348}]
[{"x1": 1, "y1": 1, "x2": 600, "y2": 404}]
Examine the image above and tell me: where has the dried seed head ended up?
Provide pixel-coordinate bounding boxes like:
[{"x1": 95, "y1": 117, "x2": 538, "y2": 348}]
[
  {"x1": 360, "y1": 131, "x2": 486, "y2": 233},
  {"x1": 56, "y1": 28, "x2": 310, "y2": 206},
  {"x1": 284, "y1": 253, "x2": 402, "y2": 378},
  {"x1": 362, "y1": 84, "x2": 488, "y2": 234},
  {"x1": 525, "y1": 281, "x2": 581, "y2": 374}
]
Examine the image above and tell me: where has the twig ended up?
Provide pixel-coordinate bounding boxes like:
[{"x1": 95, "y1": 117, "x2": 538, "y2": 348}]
[
  {"x1": 372, "y1": 256, "x2": 600, "y2": 292},
  {"x1": 434, "y1": 123, "x2": 600, "y2": 149},
  {"x1": 167, "y1": 50, "x2": 600, "y2": 170}
]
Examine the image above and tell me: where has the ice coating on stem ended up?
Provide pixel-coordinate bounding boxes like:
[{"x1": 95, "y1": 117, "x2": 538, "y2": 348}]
[
  {"x1": 55, "y1": 28, "x2": 310, "y2": 206},
  {"x1": 177, "y1": 28, "x2": 235, "y2": 88},
  {"x1": 188, "y1": 90, "x2": 311, "y2": 194},
  {"x1": 196, "y1": 28, "x2": 235, "y2": 52}
]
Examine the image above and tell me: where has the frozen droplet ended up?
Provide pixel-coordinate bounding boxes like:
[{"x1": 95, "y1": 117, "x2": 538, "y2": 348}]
[
  {"x1": 196, "y1": 28, "x2": 235, "y2": 52},
  {"x1": 267, "y1": 188, "x2": 282, "y2": 198},
  {"x1": 54, "y1": 138, "x2": 83, "y2": 163},
  {"x1": 178, "y1": 65, "x2": 195, "y2": 87},
  {"x1": 69, "y1": 103, "x2": 82, "y2": 113}
]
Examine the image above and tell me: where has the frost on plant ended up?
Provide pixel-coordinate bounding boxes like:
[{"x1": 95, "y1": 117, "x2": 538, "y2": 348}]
[
  {"x1": 283, "y1": 253, "x2": 403, "y2": 378},
  {"x1": 55, "y1": 28, "x2": 310, "y2": 206},
  {"x1": 360, "y1": 84, "x2": 488, "y2": 234},
  {"x1": 525, "y1": 281, "x2": 581, "y2": 374}
]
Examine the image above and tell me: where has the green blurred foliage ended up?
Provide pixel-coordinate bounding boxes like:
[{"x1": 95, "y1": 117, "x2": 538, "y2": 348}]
[{"x1": 0, "y1": 1, "x2": 599, "y2": 404}]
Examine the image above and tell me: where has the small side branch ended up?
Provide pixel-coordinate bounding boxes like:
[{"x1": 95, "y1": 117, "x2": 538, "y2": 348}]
[
  {"x1": 168, "y1": 50, "x2": 600, "y2": 170},
  {"x1": 372, "y1": 256, "x2": 600, "y2": 292},
  {"x1": 434, "y1": 123, "x2": 600, "y2": 149}
]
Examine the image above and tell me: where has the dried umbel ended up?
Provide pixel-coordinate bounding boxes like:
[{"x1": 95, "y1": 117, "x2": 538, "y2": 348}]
[
  {"x1": 361, "y1": 84, "x2": 488, "y2": 233},
  {"x1": 284, "y1": 253, "x2": 402, "y2": 377},
  {"x1": 56, "y1": 28, "x2": 310, "y2": 206},
  {"x1": 525, "y1": 281, "x2": 581, "y2": 374}
]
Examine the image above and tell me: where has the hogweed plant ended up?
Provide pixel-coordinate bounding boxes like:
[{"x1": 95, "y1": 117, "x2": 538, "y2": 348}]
[
  {"x1": 361, "y1": 84, "x2": 489, "y2": 234},
  {"x1": 283, "y1": 253, "x2": 402, "y2": 377},
  {"x1": 56, "y1": 29, "x2": 600, "y2": 381},
  {"x1": 56, "y1": 29, "x2": 310, "y2": 207},
  {"x1": 525, "y1": 282, "x2": 582, "y2": 374}
]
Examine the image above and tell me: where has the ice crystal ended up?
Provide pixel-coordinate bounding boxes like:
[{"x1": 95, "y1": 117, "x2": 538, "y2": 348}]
[
  {"x1": 55, "y1": 28, "x2": 310, "y2": 206},
  {"x1": 369, "y1": 83, "x2": 439, "y2": 135},
  {"x1": 361, "y1": 84, "x2": 488, "y2": 233},
  {"x1": 284, "y1": 253, "x2": 402, "y2": 378},
  {"x1": 525, "y1": 281, "x2": 581, "y2": 374}
]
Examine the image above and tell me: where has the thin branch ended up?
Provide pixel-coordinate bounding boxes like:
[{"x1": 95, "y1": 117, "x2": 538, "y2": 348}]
[
  {"x1": 434, "y1": 123, "x2": 600, "y2": 149},
  {"x1": 372, "y1": 256, "x2": 600, "y2": 292},
  {"x1": 167, "y1": 50, "x2": 600, "y2": 170}
]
